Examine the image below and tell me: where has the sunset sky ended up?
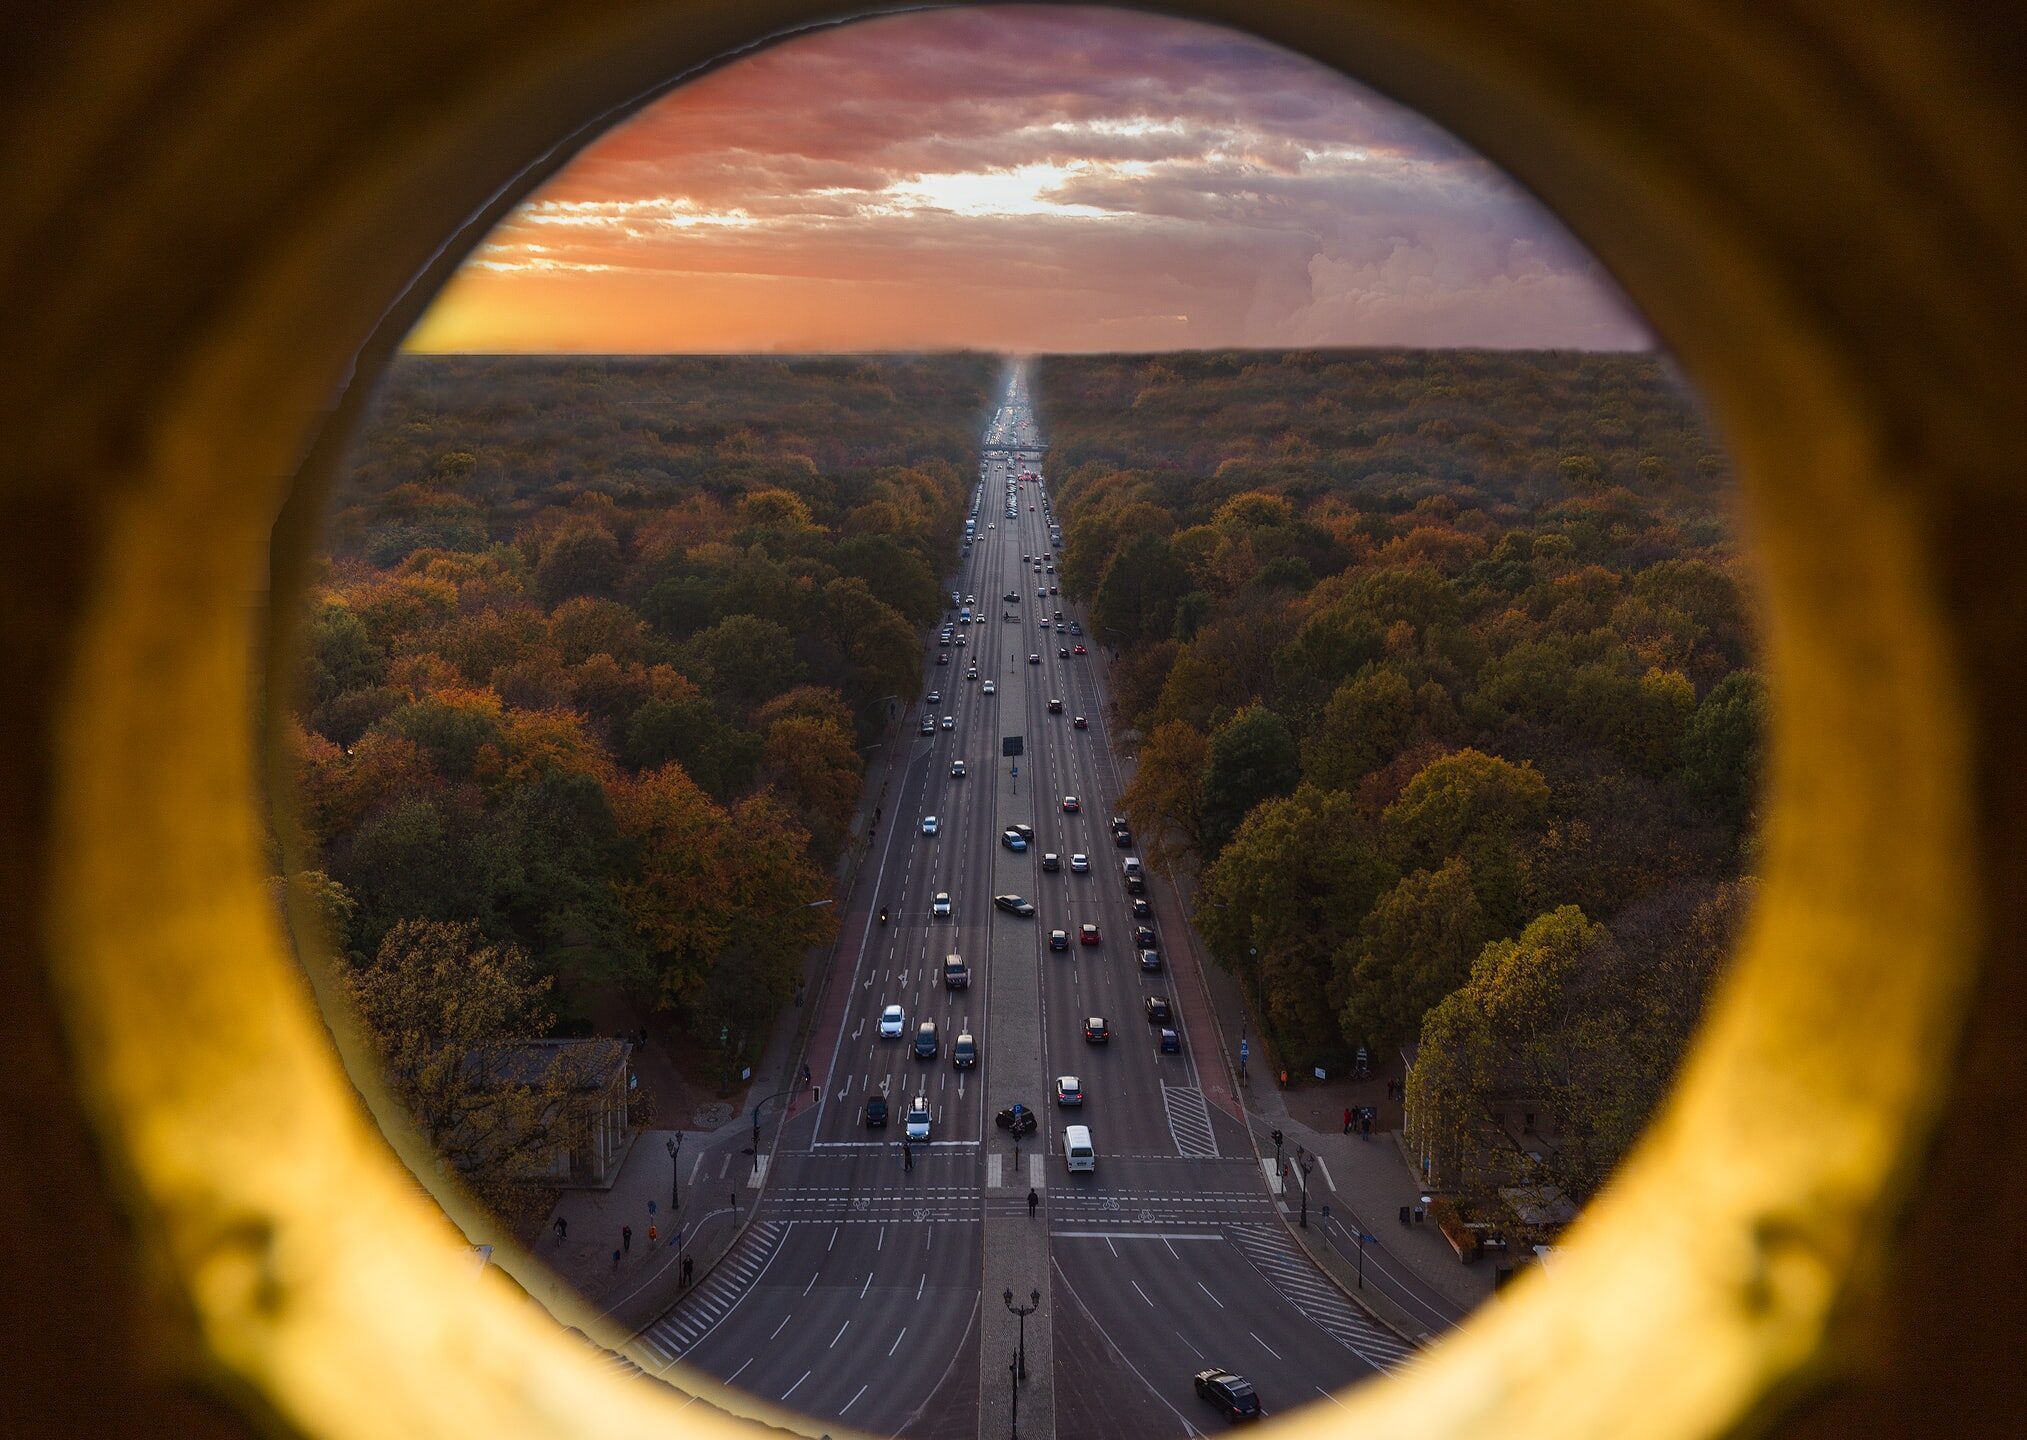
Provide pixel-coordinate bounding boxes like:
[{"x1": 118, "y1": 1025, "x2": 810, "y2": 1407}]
[{"x1": 407, "y1": 6, "x2": 1651, "y2": 354}]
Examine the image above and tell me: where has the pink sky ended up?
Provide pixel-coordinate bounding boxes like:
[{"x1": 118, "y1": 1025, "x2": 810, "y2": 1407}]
[{"x1": 408, "y1": 6, "x2": 1651, "y2": 353}]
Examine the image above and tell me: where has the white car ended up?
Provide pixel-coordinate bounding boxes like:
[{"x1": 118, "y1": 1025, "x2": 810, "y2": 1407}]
[
  {"x1": 933, "y1": 892, "x2": 951, "y2": 918},
  {"x1": 905, "y1": 1096, "x2": 932, "y2": 1141},
  {"x1": 880, "y1": 1005, "x2": 905, "y2": 1040},
  {"x1": 951, "y1": 759, "x2": 968, "y2": 778},
  {"x1": 1069, "y1": 853, "x2": 1090, "y2": 873},
  {"x1": 982, "y1": 681, "x2": 996, "y2": 695},
  {"x1": 921, "y1": 815, "x2": 939, "y2": 836},
  {"x1": 941, "y1": 715, "x2": 955, "y2": 730}
]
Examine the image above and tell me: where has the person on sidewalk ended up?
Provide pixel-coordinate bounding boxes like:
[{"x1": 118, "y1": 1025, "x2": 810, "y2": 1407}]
[
  {"x1": 903, "y1": 1141, "x2": 914, "y2": 1172},
  {"x1": 622, "y1": 1225, "x2": 632, "y2": 1254},
  {"x1": 1028, "y1": 1188, "x2": 1039, "y2": 1219},
  {"x1": 553, "y1": 1216, "x2": 567, "y2": 1241},
  {"x1": 611, "y1": 1249, "x2": 620, "y2": 1272},
  {"x1": 1343, "y1": 1106, "x2": 1353, "y2": 1135},
  {"x1": 682, "y1": 1253, "x2": 694, "y2": 1287}
]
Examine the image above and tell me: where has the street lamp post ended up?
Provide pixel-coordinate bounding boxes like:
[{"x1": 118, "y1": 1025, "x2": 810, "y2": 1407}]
[
  {"x1": 665, "y1": 1133, "x2": 682, "y2": 1209},
  {"x1": 1298, "y1": 1151, "x2": 1316, "y2": 1229},
  {"x1": 1003, "y1": 1287, "x2": 1039, "y2": 1381},
  {"x1": 1008, "y1": 1351, "x2": 1020, "y2": 1439}
]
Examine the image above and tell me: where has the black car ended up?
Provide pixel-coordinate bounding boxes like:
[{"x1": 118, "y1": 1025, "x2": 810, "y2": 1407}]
[
  {"x1": 1134, "y1": 925, "x2": 1157, "y2": 950},
  {"x1": 1131, "y1": 897, "x2": 1153, "y2": 919},
  {"x1": 913, "y1": 1020, "x2": 939, "y2": 1059},
  {"x1": 1144, "y1": 995, "x2": 1172, "y2": 1024},
  {"x1": 1058, "y1": 646, "x2": 1069, "y2": 658},
  {"x1": 1115, "y1": 828, "x2": 1135, "y2": 849},
  {"x1": 1109, "y1": 815, "x2": 1129, "y2": 832},
  {"x1": 1009, "y1": 823, "x2": 1035, "y2": 843},
  {"x1": 1194, "y1": 1371, "x2": 1261, "y2": 1421},
  {"x1": 865, "y1": 1092, "x2": 888, "y2": 1127},
  {"x1": 1139, "y1": 947, "x2": 1162, "y2": 971},
  {"x1": 994, "y1": 894, "x2": 1036, "y2": 917},
  {"x1": 1047, "y1": 697, "x2": 1063, "y2": 713},
  {"x1": 1159, "y1": 1027, "x2": 1181, "y2": 1054}
]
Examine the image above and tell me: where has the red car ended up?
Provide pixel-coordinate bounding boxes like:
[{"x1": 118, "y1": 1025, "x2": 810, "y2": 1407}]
[
  {"x1": 1080, "y1": 923, "x2": 1101, "y2": 946},
  {"x1": 1073, "y1": 644, "x2": 1087, "y2": 655},
  {"x1": 1062, "y1": 795, "x2": 1080, "y2": 812}
]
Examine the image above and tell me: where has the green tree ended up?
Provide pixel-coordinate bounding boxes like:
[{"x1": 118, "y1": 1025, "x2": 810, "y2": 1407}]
[
  {"x1": 1340, "y1": 858, "x2": 1490, "y2": 1050},
  {"x1": 535, "y1": 524, "x2": 622, "y2": 605},
  {"x1": 1198, "y1": 705, "x2": 1302, "y2": 855},
  {"x1": 302, "y1": 602, "x2": 385, "y2": 710},
  {"x1": 1382, "y1": 748, "x2": 1550, "y2": 869},
  {"x1": 1681, "y1": 670, "x2": 1764, "y2": 833},
  {"x1": 1119, "y1": 720, "x2": 1208, "y2": 869},
  {"x1": 1092, "y1": 531, "x2": 1187, "y2": 646},
  {"x1": 1302, "y1": 667, "x2": 1416, "y2": 792},
  {"x1": 1198, "y1": 784, "x2": 1393, "y2": 1061},
  {"x1": 683, "y1": 613, "x2": 799, "y2": 712}
]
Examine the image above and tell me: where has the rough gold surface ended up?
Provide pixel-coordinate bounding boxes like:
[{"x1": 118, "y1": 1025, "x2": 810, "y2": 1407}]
[{"x1": 1, "y1": 3, "x2": 2020, "y2": 1438}]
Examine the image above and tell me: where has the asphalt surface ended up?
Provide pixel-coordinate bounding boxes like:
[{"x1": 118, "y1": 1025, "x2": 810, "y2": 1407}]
[{"x1": 621, "y1": 365, "x2": 1405, "y2": 1437}]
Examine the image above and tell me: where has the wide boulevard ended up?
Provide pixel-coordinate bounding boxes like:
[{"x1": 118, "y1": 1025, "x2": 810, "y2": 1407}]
[{"x1": 616, "y1": 366, "x2": 1411, "y2": 1438}]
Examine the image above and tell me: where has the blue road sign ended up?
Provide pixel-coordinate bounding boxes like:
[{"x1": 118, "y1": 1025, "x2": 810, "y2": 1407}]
[{"x1": 1240, "y1": 1039, "x2": 1250, "y2": 1063}]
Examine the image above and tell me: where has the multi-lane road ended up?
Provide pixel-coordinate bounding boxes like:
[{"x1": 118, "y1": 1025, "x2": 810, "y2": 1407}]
[{"x1": 619, "y1": 366, "x2": 1410, "y2": 1437}]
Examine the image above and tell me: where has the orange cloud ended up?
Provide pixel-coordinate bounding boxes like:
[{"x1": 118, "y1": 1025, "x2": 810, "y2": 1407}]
[{"x1": 407, "y1": 6, "x2": 1649, "y2": 354}]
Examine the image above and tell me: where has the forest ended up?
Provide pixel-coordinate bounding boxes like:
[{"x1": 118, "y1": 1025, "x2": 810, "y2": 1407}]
[
  {"x1": 287, "y1": 354, "x2": 995, "y2": 1200},
  {"x1": 1034, "y1": 349, "x2": 1761, "y2": 1207}
]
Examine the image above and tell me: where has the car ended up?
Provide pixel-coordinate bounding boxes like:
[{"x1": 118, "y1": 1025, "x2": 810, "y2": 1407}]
[
  {"x1": 919, "y1": 716, "x2": 935, "y2": 736},
  {"x1": 1000, "y1": 830, "x2": 1028, "y2": 852},
  {"x1": 1042, "y1": 851, "x2": 1060, "y2": 872},
  {"x1": 951, "y1": 759, "x2": 967, "y2": 778},
  {"x1": 933, "y1": 892, "x2": 951, "y2": 918},
  {"x1": 1139, "y1": 948, "x2": 1162, "y2": 971},
  {"x1": 1054, "y1": 1076, "x2": 1084, "y2": 1107},
  {"x1": 1110, "y1": 815, "x2": 1129, "y2": 832},
  {"x1": 1069, "y1": 853, "x2": 1089, "y2": 873},
  {"x1": 994, "y1": 895, "x2": 1036, "y2": 916},
  {"x1": 1145, "y1": 995, "x2": 1172, "y2": 1024},
  {"x1": 1047, "y1": 698, "x2": 1063, "y2": 714},
  {"x1": 940, "y1": 715, "x2": 954, "y2": 730},
  {"x1": 954, "y1": 633, "x2": 966, "y2": 644},
  {"x1": 913, "y1": 1020, "x2": 939, "y2": 1060},
  {"x1": 1062, "y1": 795, "x2": 1080, "y2": 812},
  {"x1": 879, "y1": 1005, "x2": 905, "y2": 1040},
  {"x1": 905, "y1": 1096, "x2": 932, "y2": 1142},
  {"x1": 1050, "y1": 585, "x2": 1060, "y2": 595},
  {"x1": 982, "y1": 680, "x2": 996, "y2": 694},
  {"x1": 1009, "y1": 823, "x2": 1035, "y2": 842},
  {"x1": 1021, "y1": 554, "x2": 1029, "y2": 563},
  {"x1": 1080, "y1": 923, "x2": 1101, "y2": 946},
  {"x1": 1083, "y1": 1016, "x2": 1110, "y2": 1044},
  {"x1": 964, "y1": 595, "x2": 975, "y2": 605},
  {"x1": 1073, "y1": 644, "x2": 1087, "y2": 656},
  {"x1": 926, "y1": 690, "x2": 941, "y2": 704},
  {"x1": 1131, "y1": 897, "x2": 1152, "y2": 918},
  {"x1": 1038, "y1": 589, "x2": 1046, "y2": 599},
  {"x1": 1028, "y1": 653, "x2": 1041, "y2": 665},
  {"x1": 865, "y1": 1092, "x2": 888, "y2": 1127},
  {"x1": 921, "y1": 815, "x2": 939, "y2": 836},
  {"x1": 936, "y1": 652, "x2": 949, "y2": 666},
  {"x1": 1071, "y1": 621, "x2": 1082, "y2": 635},
  {"x1": 953, "y1": 1032, "x2": 977, "y2": 1069},
  {"x1": 1194, "y1": 1371, "x2": 1260, "y2": 1421},
  {"x1": 1055, "y1": 622, "x2": 1067, "y2": 633},
  {"x1": 1134, "y1": 924, "x2": 1157, "y2": 949},
  {"x1": 1048, "y1": 929, "x2": 1070, "y2": 951},
  {"x1": 1115, "y1": 828, "x2": 1134, "y2": 849},
  {"x1": 966, "y1": 666, "x2": 978, "y2": 680},
  {"x1": 1058, "y1": 646, "x2": 1069, "y2": 658}
]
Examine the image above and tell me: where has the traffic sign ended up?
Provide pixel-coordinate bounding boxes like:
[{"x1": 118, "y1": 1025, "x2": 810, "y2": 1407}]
[
  {"x1": 1240, "y1": 1039, "x2": 1249, "y2": 1063},
  {"x1": 1002, "y1": 735, "x2": 1024, "y2": 757}
]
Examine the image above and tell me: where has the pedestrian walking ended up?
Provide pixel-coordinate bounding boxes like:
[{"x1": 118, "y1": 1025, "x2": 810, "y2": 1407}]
[
  {"x1": 1027, "y1": 1188, "x2": 1039, "y2": 1219},
  {"x1": 611, "y1": 1249, "x2": 621, "y2": 1271},
  {"x1": 903, "y1": 1141, "x2": 914, "y2": 1172},
  {"x1": 553, "y1": 1216, "x2": 568, "y2": 1241},
  {"x1": 1343, "y1": 1106, "x2": 1353, "y2": 1135},
  {"x1": 682, "y1": 1253, "x2": 694, "y2": 1287},
  {"x1": 622, "y1": 1225, "x2": 632, "y2": 1254}
]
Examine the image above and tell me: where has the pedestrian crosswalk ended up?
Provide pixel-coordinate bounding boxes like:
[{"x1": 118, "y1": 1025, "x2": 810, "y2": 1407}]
[
  {"x1": 1162, "y1": 1084, "x2": 1219, "y2": 1158},
  {"x1": 629, "y1": 1220, "x2": 792, "y2": 1369},
  {"x1": 1222, "y1": 1223, "x2": 1417, "y2": 1373}
]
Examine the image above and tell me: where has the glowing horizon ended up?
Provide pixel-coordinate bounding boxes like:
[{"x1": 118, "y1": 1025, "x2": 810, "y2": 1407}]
[{"x1": 408, "y1": 6, "x2": 1651, "y2": 355}]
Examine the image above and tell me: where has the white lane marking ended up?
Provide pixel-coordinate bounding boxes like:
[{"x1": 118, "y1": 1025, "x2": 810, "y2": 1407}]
[
  {"x1": 986, "y1": 1153, "x2": 1003, "y2": 1188},
  {"x1": 1029, "y1": 1152, "x2": 1044, "y2": 1188},
  {"x1": 1251, "y1": 1331, "x2": 1283, "y2": 1361},
  {"x1": 1107, "y1": 1237, "x2": 1118, "y2": 1257},
  {"x1": 877, "y1": 1225, "x2": 885, "y2": 1251},
  {"x1": 1050, "y1": 1230, "x2": 1222, "y2": 1240},
  {"x1": 770, "y1": 1314, "x2": 790, "y2": 1340},
  {"x1": 749, "y1": 1155, "x2": 768, "y2": 1188},
  {"x1": 803, "y1": 1270, "x2": 818, "y2": 1297},
  {"x1": 1314, "y1": 1157, "x2": 1335, "y2": 1192},
  {"x1": 1314, "y1": 1386, "x2": 1350, "y2": 1408},
  {"x1": 725, "y1": 1358, "x2": 752, "y2": 1385},
  {"x1": 830, "y1": 1320, "x2": 850, "y2": 1348},
  {"x1": 916, "y1": 1272, "x2": 927, "y2": 1300},
  {"x1": 861, "y1": 1271, "x2": 874, "y2": 1299},
  {"x1": 889, "y1": 1326, "x2": 909, "y2": 1357},
  {"x1": 1132, "y1": 1281, "x2": 1153, "y2": 1306},
  {"x1": 828, "y1": 1226, "x2": 838, "y2": 1252},
  {"x1": 782, "y1": 1370, "x2": 811, "y2": 1399},
  {"x1": 719, "y1": 1154, "x2": 730, "y2": 1178},
  {"x1": 841, "y1": 1384, "x2": 868, "y2": 1413},
  {"x1": 1261, "y1": 1158, "x2": 1282, "y2": 1194}
]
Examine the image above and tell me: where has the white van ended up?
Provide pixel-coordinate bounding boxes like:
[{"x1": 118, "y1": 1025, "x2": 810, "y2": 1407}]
[{"x1": 1063, "y1": 1124, "x2": 1096, "y2": 1173}]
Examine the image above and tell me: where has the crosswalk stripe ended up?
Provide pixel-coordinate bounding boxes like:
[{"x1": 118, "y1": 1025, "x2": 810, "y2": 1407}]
[
  {"x1": 1161, "y1": 1084, "x2": 1219, "y2": 1159},
  {"x1": 1223, "y1": 1224, "x2": 1415, "y2": 1370}
]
